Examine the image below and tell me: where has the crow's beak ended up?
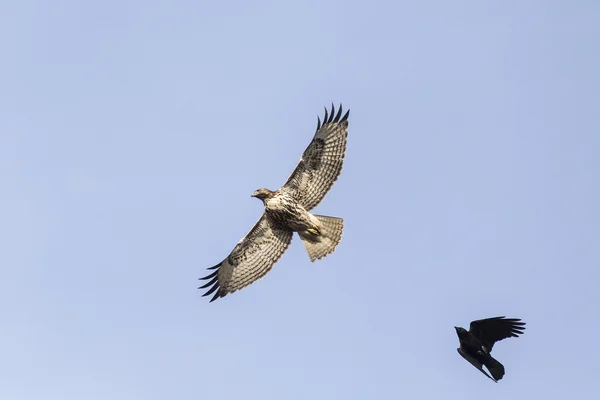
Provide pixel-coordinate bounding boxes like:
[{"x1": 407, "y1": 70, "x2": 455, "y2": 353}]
[{"x1": 454, "y1": 326, "x2": 459, "y2": 331}]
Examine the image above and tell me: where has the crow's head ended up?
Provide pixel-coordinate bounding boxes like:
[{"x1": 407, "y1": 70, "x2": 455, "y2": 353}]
[{"x1": 454, "y1": 326, "x2": 468, "y2": 339}]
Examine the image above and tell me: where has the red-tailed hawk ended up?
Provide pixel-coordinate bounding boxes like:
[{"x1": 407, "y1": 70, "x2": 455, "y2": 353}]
[{"x1": 199, "y1": 104, "x2": 350, "y2": 302}]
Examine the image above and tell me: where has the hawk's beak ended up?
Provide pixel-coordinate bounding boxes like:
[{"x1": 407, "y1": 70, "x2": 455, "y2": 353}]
[{"x1": 251, "y1": 191, "x2": 258, "y2": 198}]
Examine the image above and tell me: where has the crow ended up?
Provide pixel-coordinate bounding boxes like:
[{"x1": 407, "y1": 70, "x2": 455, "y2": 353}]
[{"x1": 454, "y1": 316, "x2": 526, "y2": 382}]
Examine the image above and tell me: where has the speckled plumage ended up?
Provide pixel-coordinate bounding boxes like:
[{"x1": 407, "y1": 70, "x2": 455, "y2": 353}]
[{"x1": 199, "y1": 104, "x2": 349, "y2": 302}]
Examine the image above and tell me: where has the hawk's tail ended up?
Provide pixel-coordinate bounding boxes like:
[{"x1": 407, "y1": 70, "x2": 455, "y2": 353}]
[
  {"x1": 299, "y1": 215, "x2": 344, "y2": 262},
  {"x1": 483, "y1": 355, "x2": 505, "y2": 381}
]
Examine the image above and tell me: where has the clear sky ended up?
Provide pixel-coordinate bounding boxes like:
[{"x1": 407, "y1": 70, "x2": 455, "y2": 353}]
[{"x1": 1, "y1": 1, "x2": 599, "y2": 399}]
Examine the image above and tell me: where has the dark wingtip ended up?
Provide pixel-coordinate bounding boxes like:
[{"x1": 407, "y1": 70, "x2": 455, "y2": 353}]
[
  {"x1": 341, "y1": 108, "x2": 350, "y2": 123},
  {"x1": 333, "y1": 103, "x2": 343, "y2": 123},
  {"x1": 201, "y1": 282, "x2": 219, "y2": 297},
  {"x1": 317, "y1": 103, "x2": 350, "y2": 131},
  {"x1": 316, "y1": 103, "x2": 349, "y2": 130},
  {"x1": 198, "y1": 275, "x2": 219, "y2": 289},
  {"x1": 328, "y1": 103, "x2": 335, "y2": 123},
  {"x1": 199, "y1": 269, "x2": 218, "y2": 280},
  {"x1": 199, "y1": 263, "x2": 222, "y2": 302},
  {"x1": 209, "y1": 291, "x2": 222, "y2": 302}
]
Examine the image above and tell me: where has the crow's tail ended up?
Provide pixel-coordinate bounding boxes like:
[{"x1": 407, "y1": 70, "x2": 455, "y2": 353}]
[{"x1": 483, "y1": 355, "x2": 505, "y2": 381}]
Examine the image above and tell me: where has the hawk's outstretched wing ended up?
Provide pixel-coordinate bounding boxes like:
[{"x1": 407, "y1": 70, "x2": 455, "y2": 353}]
[
  {"x1": 199, "y1": 215, "x2": 293, "y2": 302},
  {"x1": 469, "y1": 317, "x2": 526, "y2": 351},
  {"x1": 282, "y1": 104, "x2": 349, "y2": 211}
]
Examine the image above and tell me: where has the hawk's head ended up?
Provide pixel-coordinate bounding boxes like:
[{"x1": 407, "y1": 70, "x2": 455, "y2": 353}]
[{"x1": 251, "y1": 188, "x2": 274, "y2": 201}]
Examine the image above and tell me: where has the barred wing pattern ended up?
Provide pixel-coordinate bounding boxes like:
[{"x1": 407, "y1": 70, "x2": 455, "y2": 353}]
[
  {"x1": 469, "y1": 317, "x2": 526, "y2": 351},
  {"x1": 283, "y1": 104, "x2": 349, "y2": 211},
  {"x1": 199, "y1": 215, "x2": 293, "y2": 302}
]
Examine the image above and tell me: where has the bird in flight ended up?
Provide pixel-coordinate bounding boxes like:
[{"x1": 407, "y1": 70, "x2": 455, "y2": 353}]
[
  {"x1": 454, "y1": 316, "x2": 526, "y2": 382},
  {"x1": 199, "y1": 104, "x2": 350, "y2": 302}
]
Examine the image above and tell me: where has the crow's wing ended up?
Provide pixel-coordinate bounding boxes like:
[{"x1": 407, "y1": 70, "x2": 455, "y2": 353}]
[
  {"x1": 457, "y1": 348, "x2": 497, "y2": 383},
  {"x1": 469, "y1": 316, "x2": 526, "y2": 351}
]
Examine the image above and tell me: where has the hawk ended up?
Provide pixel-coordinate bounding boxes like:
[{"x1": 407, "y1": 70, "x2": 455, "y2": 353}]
[
  {"x1": 199, "y1": 104, "x2": 350, "y2": 302},
  {"x1": 455, "y1": 316, "x2": 526, "y2": 382}
]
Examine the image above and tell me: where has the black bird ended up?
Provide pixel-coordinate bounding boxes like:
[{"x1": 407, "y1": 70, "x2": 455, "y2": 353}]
[{"x1": 454, "y1": 316, "x2": 526, "y2": 382}]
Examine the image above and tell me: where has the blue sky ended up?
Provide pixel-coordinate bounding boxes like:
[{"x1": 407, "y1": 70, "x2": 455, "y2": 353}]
[{"x1": 1, "y1": 1, "x2": 599, "y2": 399}]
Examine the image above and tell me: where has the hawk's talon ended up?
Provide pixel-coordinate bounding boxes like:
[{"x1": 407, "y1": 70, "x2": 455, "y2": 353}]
[{"x1": 307, "y1": 227, "x2": 320, "y2": 235}]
